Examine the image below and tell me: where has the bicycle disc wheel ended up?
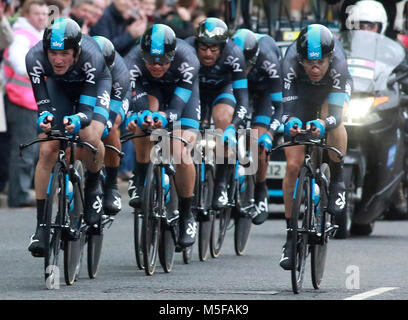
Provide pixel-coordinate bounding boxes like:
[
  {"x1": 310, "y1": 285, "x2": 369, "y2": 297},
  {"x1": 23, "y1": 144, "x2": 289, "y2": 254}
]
[
  {"x1": 198, "y1": 165, "x2": 214, "y2": 261},
  {"x1": 87, "y1": 227, "x2": 103, "y2": 279},
  {"x1": 64, "y1": 160, "x2": 84, "y2": 285},
  {"x1": 142, "y1": 164, "x2": 161, "y2": 275},
  {"x1": 291, "y1": 167, "x2": 311, "y2": 294},
  {"x1": 311, "y1": 163, "x2": 331, "y2": 289},
  {"x1": 134, "y1": 209, "x2": 144, "y2": 270},
  {"x1": 44, "y1": 162, "x2": 64, "y2": 289},
  {"x1": 234, "y1": 174, "x2": 255, "y2": 256}
]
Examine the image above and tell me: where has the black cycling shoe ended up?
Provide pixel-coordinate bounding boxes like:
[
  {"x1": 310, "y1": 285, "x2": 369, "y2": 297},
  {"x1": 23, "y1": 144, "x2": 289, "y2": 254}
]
[
  {"x1": 178, "y1": 214, "x2": 197, "y2": 248},
  {"x1": 327, "y1": 181, "x2": 346, "y2": 216},
  {"x1": 212, "y1": 182, "x2": 229, "y2": 210},
  {"x1": 104, "y1": 184, "x2": 121, "y2": 215},
  {"x1": 84, "y1": 180, "x2": 103, "y2": 226},
  {"x1": 128, "y1": 176, "x2": 143, "y2": 209},
  {"x1": 252, "y1": 183, "x2": 269, "y2": 225},
  {"x1": 28, "y1": 224, "x2": 46, "y2": 257},
  {"x1": 279, "y1": 241, "x2": 293, "y2": 271}
]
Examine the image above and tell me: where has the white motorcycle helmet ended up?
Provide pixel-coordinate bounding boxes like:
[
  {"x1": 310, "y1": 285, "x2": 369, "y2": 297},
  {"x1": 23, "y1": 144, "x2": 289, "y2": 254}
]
[{"x1": 347, "y1": 0, "x2": 388, "y2": 35}]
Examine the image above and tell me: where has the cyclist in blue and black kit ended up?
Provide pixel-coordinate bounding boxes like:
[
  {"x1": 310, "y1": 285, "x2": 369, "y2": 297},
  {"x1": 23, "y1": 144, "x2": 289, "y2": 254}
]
[
  {"x1": 25, "y1": 18, "x2": 112, "y2": 257},
  {"x1": 92, "y1": 36, "x2": 130, "y2": 215},
  {"x1": 185, "y1": 17, "x2": 249, "y2": 210},
  {"x1": 125, "y1": 24, "x2": 200, "y2": 248},
  {"x1": 279, "y1": 24, "x2": 352, "y2": 270},
  {"x1": 232, "y1": 29, "x2": 283, "y2": 225}
]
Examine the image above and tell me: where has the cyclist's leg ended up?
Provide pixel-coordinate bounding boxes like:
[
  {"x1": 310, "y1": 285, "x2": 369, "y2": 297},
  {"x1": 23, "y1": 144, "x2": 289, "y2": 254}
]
[
  {"x1": 210, "y1": 85, "x2": 236, "y2": 209},
  {"x1": 321, "y1": 100, "x2": 348, "y2": 215}
]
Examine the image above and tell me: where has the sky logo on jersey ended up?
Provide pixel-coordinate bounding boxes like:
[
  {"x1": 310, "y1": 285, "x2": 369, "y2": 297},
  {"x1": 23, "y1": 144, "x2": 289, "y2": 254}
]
[
  {"x1": 307, "y1": 25, "x2": 322, "y2": 60},
  {"x1": 50, "y1": 18, "x2": 67, "y2": 50},
  {"x1": 151, "y1": 24, "x2": 165, "y2": 56}
]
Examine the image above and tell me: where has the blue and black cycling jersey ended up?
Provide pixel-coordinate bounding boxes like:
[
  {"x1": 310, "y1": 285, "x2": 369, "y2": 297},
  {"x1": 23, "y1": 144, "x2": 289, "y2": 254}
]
[
  {"x1": 185, "y1": 36, "x2": 249, "y2": 127},
  {"x1": 124, "y1": 38, "x2": 201, "y2": 130},
  {"x1": 25, "y1": 34, "x2": 112, "y2": 128},
  {"x1": 281, "y1": 38, "x2": 352, "y2": 130},
  {"x1": 248, "y1": 34, "x2": 283, "y2": 133}
]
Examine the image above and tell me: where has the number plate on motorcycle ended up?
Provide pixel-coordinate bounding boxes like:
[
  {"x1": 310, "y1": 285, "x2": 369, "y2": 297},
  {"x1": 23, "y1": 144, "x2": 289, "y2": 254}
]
[{"x1": 267, "y1": 161, "x2": 286, "y2": 179}]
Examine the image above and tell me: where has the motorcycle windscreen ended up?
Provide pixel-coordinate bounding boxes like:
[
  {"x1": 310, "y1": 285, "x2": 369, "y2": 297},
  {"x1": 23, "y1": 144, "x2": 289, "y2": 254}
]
[{"x1": 339, "y1": 30, "x2": 405, "y2": 92}]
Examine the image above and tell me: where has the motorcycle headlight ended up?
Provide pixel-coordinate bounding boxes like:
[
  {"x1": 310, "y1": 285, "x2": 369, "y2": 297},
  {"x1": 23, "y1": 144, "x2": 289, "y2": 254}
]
[{"x1": 345, "y1": 97, "x2": 374, "y2": 124}]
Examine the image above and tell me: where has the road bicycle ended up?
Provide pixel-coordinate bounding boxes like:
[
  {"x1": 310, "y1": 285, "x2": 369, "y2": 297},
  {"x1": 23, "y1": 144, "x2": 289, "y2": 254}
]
[{"x1": 271, "y1": 127, "x2": 343, "y2": 294}]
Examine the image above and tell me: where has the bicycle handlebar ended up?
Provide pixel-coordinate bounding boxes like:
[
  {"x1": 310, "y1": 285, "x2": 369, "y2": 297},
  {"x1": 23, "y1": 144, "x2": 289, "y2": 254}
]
[
  {"x1": 104, "y1": 144, "x2": 125, "y2": 158},
  {"x1": 19, "y1": 130, "x2": 99, "y2": 155},
  {"x1": 120, "y1": 129, "x2": 191, "y2": 148}
]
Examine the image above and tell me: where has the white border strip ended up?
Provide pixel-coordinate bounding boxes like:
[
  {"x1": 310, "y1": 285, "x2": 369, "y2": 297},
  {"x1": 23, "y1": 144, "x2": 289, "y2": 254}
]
[{"x1": 344, "y1": 287, "x2": 399, "y2": 300}]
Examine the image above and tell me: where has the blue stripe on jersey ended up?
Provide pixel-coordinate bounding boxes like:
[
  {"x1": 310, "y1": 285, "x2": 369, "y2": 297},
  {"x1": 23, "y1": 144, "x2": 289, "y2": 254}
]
[
  {"x1": 328, "y1": 92, "x2": 348, "y2": 107},
  {"x1": 270, "y1": 92, "x2": 283, "y2": 102},
  {"x1": 205, "y1": 18, "x2": 219, "y2": 32},
  {"x1": 151, "y1": 24, "x2": 165, "y2": 55},
  {"x1": 79, "y1": 95, "x2": 97, "y2": 107},
  {"x1": 110, "y1": 99, "x2": 122, "y2": 114},
  {"x1": 94, "y1": 106, "x2": 109, "y2": 120},
  {"x1": 233, "y1": 29, "x2": 247, "y2": 51},
  {"x1": 233, "y1": 79, "x2": 248, "y2": 89},
  {"x1": 174, "y1": 87, "x2": 192, "y2": 103},
  {"x1": 255, "y1": 115, "x2": 271, "y2": 125},
  {"x1": 307, "y1": 25, "x2": 322, "y2": 60},
  {"x1": 178, "y1": 118, "x2": 200, "y2": 130},
  {"x1": 212, "y1": 93, "x2": 236, "y2": 105},
  {"x1": 50, "y1": 18, "x2": 67, "y2": 50}
]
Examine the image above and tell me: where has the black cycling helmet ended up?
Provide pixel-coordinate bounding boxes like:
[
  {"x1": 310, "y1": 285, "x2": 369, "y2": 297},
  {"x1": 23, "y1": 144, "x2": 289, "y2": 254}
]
[
  {"x1": 232, "y1": 29, "x2": 259, "y2": 66},
  {"x1": 296, "y1": 24, "x2": 334, "y2": 61},
  {"x1": 195, "y1": 17, "x2": 229, "y2": 47},
  {"x1": 92, "y1": 36, "x2": 116, "y2": 70},
  {"x1": 141, "y1": 24, "x2": 177, "y2": 65},
  {"x1": 43, "y1": 17, "x2": 82, "y2": 56}
]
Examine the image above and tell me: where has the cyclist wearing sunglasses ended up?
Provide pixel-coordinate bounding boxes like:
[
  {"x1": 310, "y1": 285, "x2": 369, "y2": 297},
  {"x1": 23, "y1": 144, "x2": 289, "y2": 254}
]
[
  {"x1": 25, "y1": 18, "x2": 112, "y2": 257},
  {"x1": 125, "y1": 24, "x2": 200, "y2": 248},
  {"x1": 232, "y1": 29, "x2": 283, "y2": 225},
  {"x1": 185, "y1": 17, "x2": 249, "y2": 210},
  {"x1": 279, "y1": 24, "x2": 352, "y2": 270}
]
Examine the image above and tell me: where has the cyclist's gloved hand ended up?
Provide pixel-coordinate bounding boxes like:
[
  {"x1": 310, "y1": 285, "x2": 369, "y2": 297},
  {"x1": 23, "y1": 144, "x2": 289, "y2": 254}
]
[
  {"x1": 284, "y1": 117, "x2": 302, "y2": 136},
  {"x1": 151, "y1": 112, "x2": 168, "y2": 129},
  {"x1": 137, "y1": 110, "x2": 153, "y2": 129},
  {"x1": 306, "y1": 119, "x2": 325, "y2": 138},
  {"x1": 222, "y1": 124, "x2": 237, "y2": 147},
  {"x1": 125, "y1": 112, "x2": 138, "y2": 130},
  {"x1": 258, "y1": 133, "x2": 273, "y2": 151},
  {"x1": 277, "y1": 123, "x2": 284, "y2": 133},
  {"x1": 102, "y1": 120, "x2": 112, "y2": 139},
  {"x1": 63, "y1": 115, "x2": 81, "y2": 134},
  {"x1": 37, "y1": 111, "x2": 54, "y2": 133}
]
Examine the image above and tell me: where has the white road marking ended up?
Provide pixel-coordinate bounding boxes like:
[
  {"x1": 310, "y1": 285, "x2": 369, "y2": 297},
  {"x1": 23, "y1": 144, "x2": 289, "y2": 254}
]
[{"x1": 344, "y1": 287, "x2": 399, "y2": 300}]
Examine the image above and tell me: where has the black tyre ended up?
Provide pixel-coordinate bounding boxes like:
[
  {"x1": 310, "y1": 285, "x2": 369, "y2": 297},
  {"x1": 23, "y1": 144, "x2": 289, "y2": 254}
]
[
  {"x1": 64, "y1": 160, "x2": 84, "y2": 285},
  {"x1": 334, "y1": 165, "x2": 354, "y2": 239},
  {"x1": 159, "y1": 221, "x2": 176, "y2": 272},
  {"x1": 234, "y1": 174, "x2": 255, "y2": 256},
  {"x1": 134, "y1": 209, "x2": 144, "y2": 270},
  {"x1": 142, "y1": 164, "x2": 161, "y2": 275},
  {"x1": 291, "y1": 167, "x2": 311, "y2": 294},
  {"x1": 198, "y1": 165, "x2": 214, "y2": 262},
  {"x1": 87, "y1": 228, "x2": 103, "y2": 279},
  {"x1": 44, "y1": 162, "x2": 64, "y2": 289},
  {"x1": 350, "y1": 222, "x2": 374, "y2": 236},
  {"x1": 210, "y1": 207, "x2": 232, "y2": 258},
  {"x1": 311, "y1": 163, "x2": 330, "y2": 289}
]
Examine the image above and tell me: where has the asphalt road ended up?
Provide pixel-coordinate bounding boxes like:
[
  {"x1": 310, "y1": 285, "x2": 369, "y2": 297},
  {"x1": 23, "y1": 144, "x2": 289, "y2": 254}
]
[{"x1": 1, "y1": 191, "x2": 408, "y2": 303}]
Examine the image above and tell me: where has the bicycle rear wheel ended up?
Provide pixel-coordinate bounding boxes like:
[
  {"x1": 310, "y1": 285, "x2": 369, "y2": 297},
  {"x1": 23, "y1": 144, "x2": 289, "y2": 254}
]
[
  {"x1": 291, "y1": 167, "x2": 312, "y2": 294},
  {"x1": 44, "y1": 162, "x2": 64, "y2": 289},
  {"x1": 234, "y1": 174, "x2": 255, "y2": 256},
  {"x1": 64, "y1": 160, "x2": 84, "y2": 285},
  {"x1": 311, "y1": 163, "x2": 331, "y2": 289},
  {"x1": 87, "y1": 227, "x2": 103, "y2": 279},
  {"x1": 142, "y1": 163, "x2": 162, "y2": 275},
  {"x1": 134, "y1": 209, "x2": 144, "y2": 270},
  {"x1": 210, "y1": 207, "x2": 232, "y2": 258},
  {"x1": 198, "y1": 164, "x2": 214, "y2": 261}
]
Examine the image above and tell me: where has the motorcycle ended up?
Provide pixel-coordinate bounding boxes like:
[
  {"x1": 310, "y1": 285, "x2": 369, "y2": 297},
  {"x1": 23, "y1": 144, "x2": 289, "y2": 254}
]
[{"x1": 337, "y1": 30, "x2": 408, "y2": 238}]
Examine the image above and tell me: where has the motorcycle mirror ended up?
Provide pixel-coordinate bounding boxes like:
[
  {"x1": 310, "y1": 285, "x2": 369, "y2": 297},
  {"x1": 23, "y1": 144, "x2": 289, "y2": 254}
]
[{"x1": 387, "y1": 70, "x2": 408, "y2": 88}]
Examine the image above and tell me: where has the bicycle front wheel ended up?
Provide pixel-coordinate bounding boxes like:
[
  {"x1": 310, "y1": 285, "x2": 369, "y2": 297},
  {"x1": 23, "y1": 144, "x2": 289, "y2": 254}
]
[
  {"x1": 210, "y1": 207, "x2": 231, "y2": 258},
  {"x1": 291, "y1": 167, "x2": 312, "y2": 294},
  {"x1": 44, "y1": 162, "x2": 64, "y2": 289},
  {"x1": 142, "y1": 163, "x2": 162, "y2": 275}
]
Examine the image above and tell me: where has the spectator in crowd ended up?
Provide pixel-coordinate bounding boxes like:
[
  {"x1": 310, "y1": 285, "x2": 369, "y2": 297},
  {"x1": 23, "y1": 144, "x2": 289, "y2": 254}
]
[
  {"x1": 69, "y1": 0, "x2": 94, "y2": 34},
  {"x1": 155, "y1": 0, "x2": 175, "y2": 20},
  {"x1": 0, "y1": 0, "x2": 14, "y2": 193},
  {"x1": 45, "y1": 0, "x2": 65, "y2": 21},
  {"x1": 90, "y1": 0, "x2": 147, "y2": 56},
  {"x1": 2, "y1": 0, "x2": 48, "y2": 207},
  {"x1": 191, "y1": 7, "x2": 205, "y2": 29},
  {"x1": 90, "y1": 0, "x2": 107, "y2": 26},
  {"x1": 141, "y1": 0, "x2": 156, "y2": 26},
  {"x1": 161, "y1": 0, "x2": 196, "y2": 38},
  {"x1": 60, "y1": 0, "x2": 72, "y2": 15}
]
